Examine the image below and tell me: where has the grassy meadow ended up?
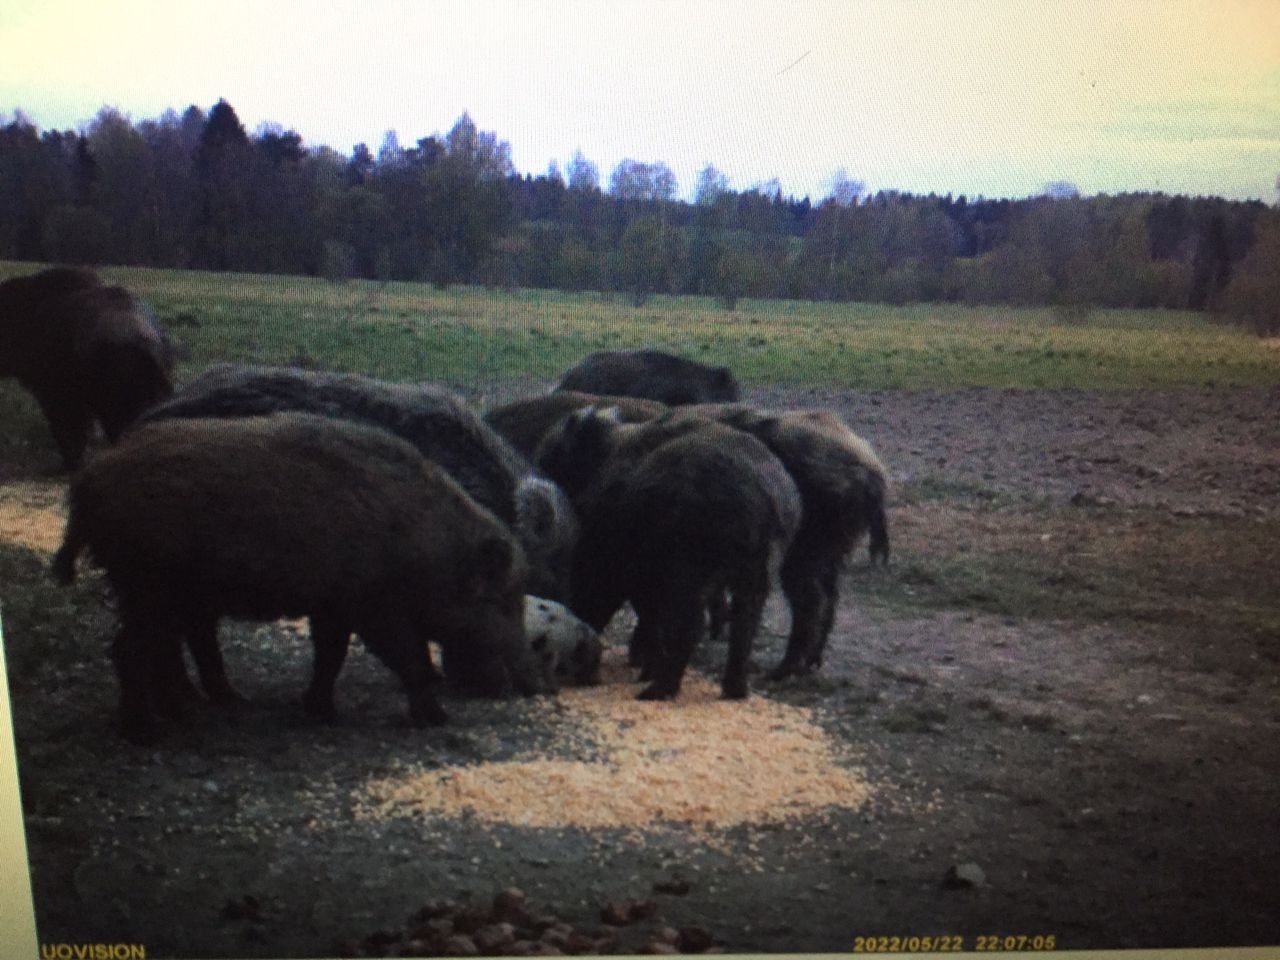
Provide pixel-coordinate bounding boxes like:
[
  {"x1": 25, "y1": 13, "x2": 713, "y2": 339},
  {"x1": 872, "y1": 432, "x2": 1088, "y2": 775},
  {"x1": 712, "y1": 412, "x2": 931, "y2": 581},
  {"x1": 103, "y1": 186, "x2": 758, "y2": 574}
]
[
  {"x1": 1, "y1": 261, "x2": 1277, "y2": 673},
  {"x1": 3, "y1": 262, "x2": 1277, "y2": 393}
]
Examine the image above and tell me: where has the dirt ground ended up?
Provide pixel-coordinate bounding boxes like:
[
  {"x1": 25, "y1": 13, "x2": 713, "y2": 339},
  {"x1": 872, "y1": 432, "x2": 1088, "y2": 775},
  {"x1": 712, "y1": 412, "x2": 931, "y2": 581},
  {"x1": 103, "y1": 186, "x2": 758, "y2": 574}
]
[{"x1": 4, "y1": 383, "x2": 1280, "y2": 958}]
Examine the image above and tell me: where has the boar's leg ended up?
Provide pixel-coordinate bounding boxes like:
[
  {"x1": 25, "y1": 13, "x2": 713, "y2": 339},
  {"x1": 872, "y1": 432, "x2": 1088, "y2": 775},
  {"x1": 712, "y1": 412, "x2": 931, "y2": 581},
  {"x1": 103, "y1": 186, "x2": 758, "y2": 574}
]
[
  {"x1": 146, "y1": 639, "x2": 196, "y2": 723},
  {"x1": 356, "y1": 617, "x2": 449, "y2": 727},
  {"x1": 706, "y1": 588, "x2": 731, "y2": 642},
  {"x1": 803, "y1": 559, "x2": 843, "y2": 671},
  {"x1": 721, "y1": 567, "x2": 768, "y2": 700},
  {"x1": 635, "y1": 592, "x2": 702, "y2": 701},
  {"x1": 771, "y1": 548, "x2": 825, "y2": 681},
  {"x1": 111, "y1": 603, "x2": 172, "y2": 744},
  {"x1": 302, "y1": 614, "x2": 353, "y2": 723},
  {"x1": 629, "y1": 614, "x2": 659, "y2": 673},
  {"x1": 86, "y1": 345, "x2": 168, "y2": 442},
  {"x1": 147, "y1": 628, "x2": 204, "y2": 712},
  {"x1": 185, "y1": 617, "x2": 243, "y2": 705},
  {"x1": 34, "y1": 392, "x2": 92, "y2": 472}
]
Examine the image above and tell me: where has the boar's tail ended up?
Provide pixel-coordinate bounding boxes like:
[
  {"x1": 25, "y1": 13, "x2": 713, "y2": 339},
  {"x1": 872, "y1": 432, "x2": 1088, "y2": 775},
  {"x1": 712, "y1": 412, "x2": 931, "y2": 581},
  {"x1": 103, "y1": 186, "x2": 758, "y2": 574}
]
[
  {"x1": 868, "y1": 506, "x2": 890, "y2": 565},
  {"x1": 865, "y1": 475, "x2": 890, "y2": 566}
]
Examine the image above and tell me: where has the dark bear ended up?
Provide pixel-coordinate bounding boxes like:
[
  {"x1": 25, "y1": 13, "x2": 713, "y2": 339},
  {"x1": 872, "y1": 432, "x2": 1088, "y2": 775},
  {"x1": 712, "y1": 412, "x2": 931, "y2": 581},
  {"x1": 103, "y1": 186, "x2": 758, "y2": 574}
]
[
  {"x1": 51, "y1": 413, "x2": 541, "y2": 743},
  {"x1": 137, "y1": 364, "x2": 577, "y2": 603},
  {"x1": 0, "y1": 267, "x2": 176, "y2": 470},
  {"x1": 554, "y1": 349, "x2": 740, "y2": 405},
  {"x1": 484, "y1": 390, "x2": 668, "y2": 460},
  {"x1": 535, "y1": 407, "x2": 801, "y2": 701}
]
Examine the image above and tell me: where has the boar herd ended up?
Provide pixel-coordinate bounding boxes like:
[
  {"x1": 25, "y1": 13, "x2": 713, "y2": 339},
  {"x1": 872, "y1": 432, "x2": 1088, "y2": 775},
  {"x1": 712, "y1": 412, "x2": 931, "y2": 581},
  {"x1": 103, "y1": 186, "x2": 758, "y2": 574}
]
[{"x1": 1, "y1": 267, "x2": 889, "y2": 744}]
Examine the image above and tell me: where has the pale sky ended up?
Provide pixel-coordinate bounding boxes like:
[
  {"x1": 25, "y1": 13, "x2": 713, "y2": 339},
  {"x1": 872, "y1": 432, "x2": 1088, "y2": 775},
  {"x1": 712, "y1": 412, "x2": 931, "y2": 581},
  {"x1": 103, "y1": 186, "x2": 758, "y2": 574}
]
[{"x1": 1, "y1": 0, "x2": 1277, "y2": 202}]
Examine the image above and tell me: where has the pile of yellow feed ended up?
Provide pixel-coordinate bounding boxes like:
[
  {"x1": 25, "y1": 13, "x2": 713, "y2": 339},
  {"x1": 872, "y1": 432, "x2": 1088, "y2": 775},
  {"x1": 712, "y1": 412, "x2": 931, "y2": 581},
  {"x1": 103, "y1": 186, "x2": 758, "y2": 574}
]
[
  {"x1": 0, "y1": 481, "x2": 67, "y2": 554},
  {"x1": 356, "y1": 645, "x2": 878, "y2": 858}
]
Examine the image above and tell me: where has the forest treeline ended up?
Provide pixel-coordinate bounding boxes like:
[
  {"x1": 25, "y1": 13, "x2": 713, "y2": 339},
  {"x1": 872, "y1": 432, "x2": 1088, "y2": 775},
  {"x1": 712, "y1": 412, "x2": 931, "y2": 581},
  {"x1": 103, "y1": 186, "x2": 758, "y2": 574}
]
[{"x1": 2, "y1": 100, "x2": 1277, "y2": 332}]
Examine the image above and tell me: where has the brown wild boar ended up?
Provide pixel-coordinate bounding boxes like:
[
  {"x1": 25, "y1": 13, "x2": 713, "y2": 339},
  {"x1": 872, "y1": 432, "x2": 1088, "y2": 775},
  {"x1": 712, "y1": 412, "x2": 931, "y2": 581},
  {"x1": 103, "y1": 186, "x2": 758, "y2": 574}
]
[
  {"x1": 535, "y1": 407, "x2": 801, "y2": 700},
  {"x1": 52, "y1": 413, "x2": 541, "y2": 743},
  {"x1": 676, "y1": 404, "x2": 890, "y2": 678},
  {"x1": 0, "y1": 267, "x2": 175, "y2": 470},
  {"x1": 554, "y1": 349, "x2": 740, "y2": 405}
]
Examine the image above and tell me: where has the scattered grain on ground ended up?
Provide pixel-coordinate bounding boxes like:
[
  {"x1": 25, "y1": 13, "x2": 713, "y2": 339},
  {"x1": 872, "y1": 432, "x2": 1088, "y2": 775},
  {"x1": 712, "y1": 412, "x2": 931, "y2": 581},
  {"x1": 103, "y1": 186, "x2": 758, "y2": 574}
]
[
  {"x1": 355, "y1": 647, "x2": 877, "y2": 861},
  {"x1": 0, "y1": 481, "x2": 66, "y2": 553}
]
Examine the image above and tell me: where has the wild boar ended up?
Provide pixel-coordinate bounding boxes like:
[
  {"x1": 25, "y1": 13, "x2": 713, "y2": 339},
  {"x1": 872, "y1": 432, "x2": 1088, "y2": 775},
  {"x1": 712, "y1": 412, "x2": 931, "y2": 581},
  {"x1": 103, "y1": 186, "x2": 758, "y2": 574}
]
[
  {"x1": 51, "y1": 413, "x2": 541, "y2": 743},
  {"x1": 677, "y1": 404, "x2": 890, "y2": 677},
  {"x1": 554, "y1": 349, "x2": 740, "y2": 405},
  {"x1": 0, "y1": 267, "x2": 176, "y2": 469},
  {"x1": 536, "y1": 408, "x2": 801, "y2": 700}
]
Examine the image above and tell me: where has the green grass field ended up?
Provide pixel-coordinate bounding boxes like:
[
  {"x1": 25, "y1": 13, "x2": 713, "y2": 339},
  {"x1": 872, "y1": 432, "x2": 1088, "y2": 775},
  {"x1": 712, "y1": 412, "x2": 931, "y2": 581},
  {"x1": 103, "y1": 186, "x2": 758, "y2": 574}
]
[{"x1": 4, "y1": 262, "x2": 1277, "y2": 391}]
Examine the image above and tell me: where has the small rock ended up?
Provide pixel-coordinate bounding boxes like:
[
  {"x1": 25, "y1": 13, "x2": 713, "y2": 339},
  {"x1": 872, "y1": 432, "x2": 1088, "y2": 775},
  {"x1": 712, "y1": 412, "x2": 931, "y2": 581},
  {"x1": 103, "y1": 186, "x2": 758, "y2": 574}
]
[
  {"x1": 412, "y1": 899, "x2": 459, "y2": 922},
  {"x1": 640, "y1": 943, "x2": 679, "y2": 955},
  {"x1": 493, "y1": 888, "x2": 528, "y2": 918},
  {"x1": 653, "y1": 926, "x2": 680, "y2": 945},
  {"x1": 652, "y1": 879, "x2": 691, "y2": 896},
  {"x1": 627, "y1": 900, "x2": 659, "y2": 922},
  {"x1": 600, "y1": 902, "x2": 631, "y2": 926},
  {"x1": 676, "y1": 926, "x2": 715, "y2": 953},
  {"x1": 541, "y1": 928, "x2": 572, "y2": 950},
  {"x1": 475, "y1": 922, "x2": 517, "y2": 952},
  {"x1": 942, "y1": 862, "x2": 986, "y2": 889},
  {"x1": 413, "y1": 918, "x2": 453, "y2": 941},
  {"x1": 452, "y1": 907, "x2": 493, "y2": 935},
  {"x1": 443, "y1": 933, "x2": 480, "y2": 956},
  {"x1": 592, "y1": 931, "x2": 620, "y2": 954},
  {"x1": 526, "y1": 942, "x2": 565, "y2": 956},
  {"x1": 565, "y1": 932, "x2": 598, "y2": 955}
]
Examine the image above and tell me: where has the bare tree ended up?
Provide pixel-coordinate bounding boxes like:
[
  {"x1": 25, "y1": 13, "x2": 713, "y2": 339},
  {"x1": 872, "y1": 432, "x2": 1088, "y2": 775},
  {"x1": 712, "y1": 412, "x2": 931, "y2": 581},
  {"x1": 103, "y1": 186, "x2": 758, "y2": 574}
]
[
  {"x1": 566, "y1": 149, "x2": 598, "y2": 192},
  {"x1": 825, "y1": 167, "x2": 864, "y2": 206},
  {"x1": 1042, "y1": 180, "x2": 1081, "y2": 200},
  {"x1": 694, "y1": 164, "x2": 729, "y2": 206},
  {"x1": 609, "y1": 160, "x2": 678, "y2": 202}
]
